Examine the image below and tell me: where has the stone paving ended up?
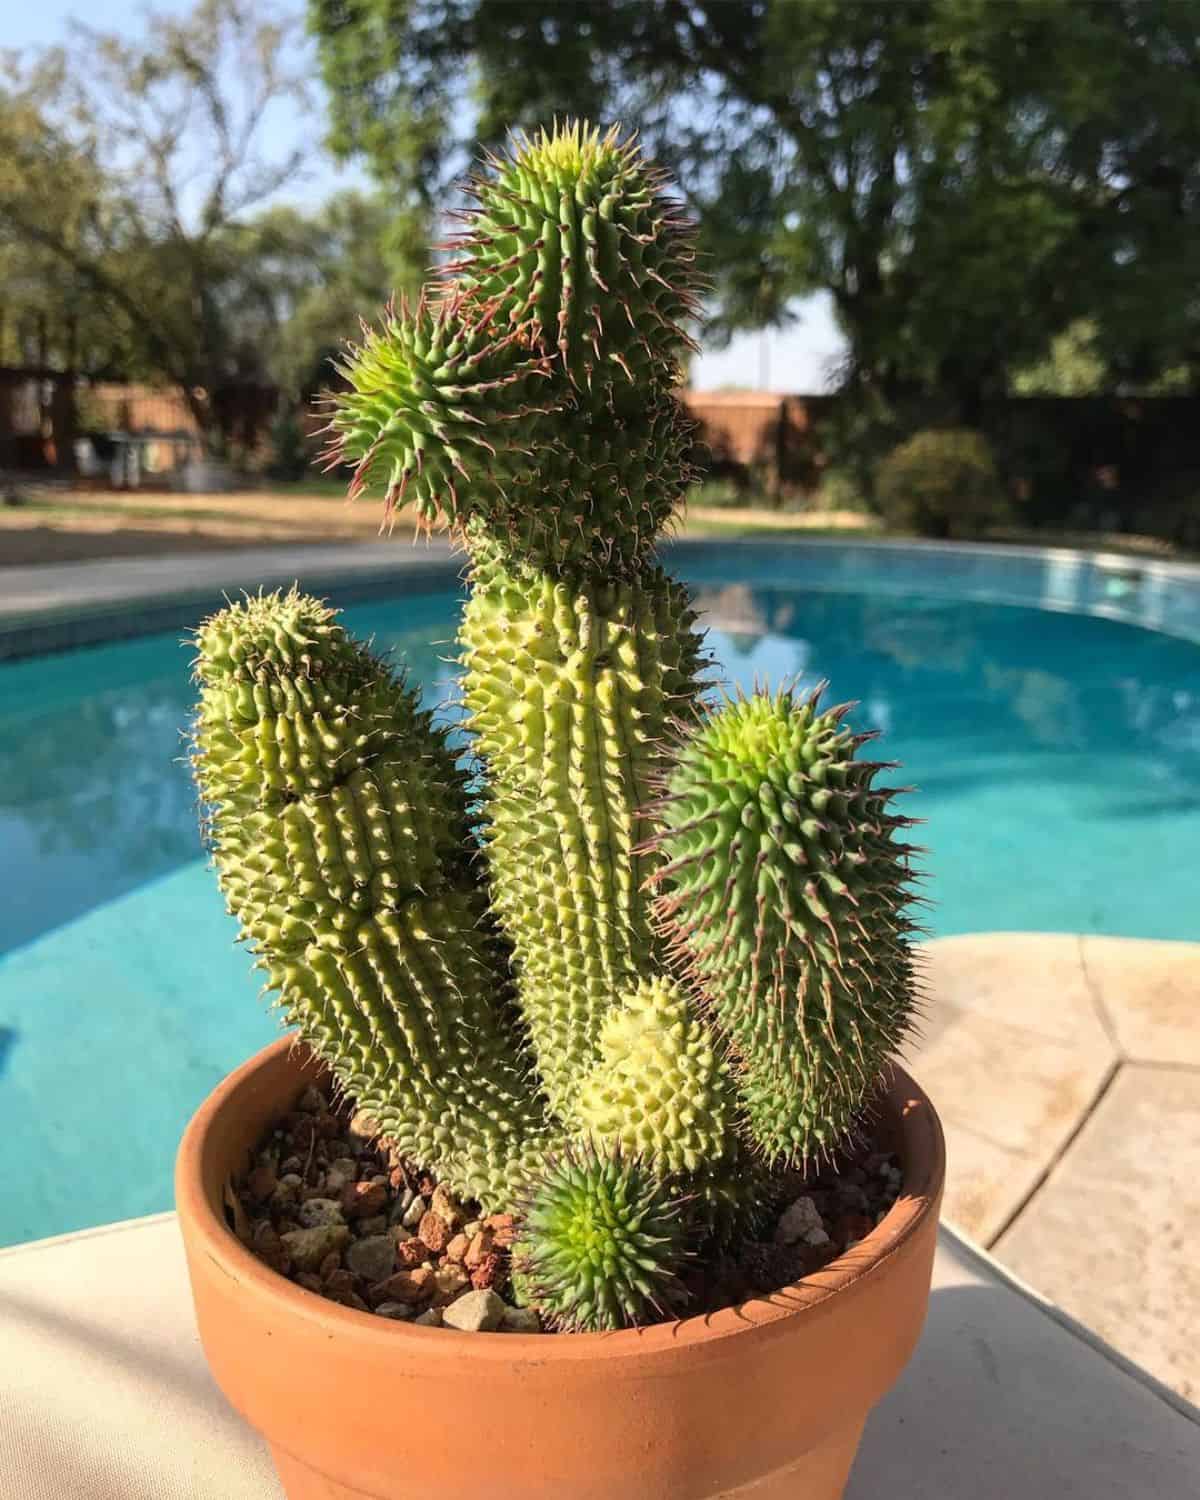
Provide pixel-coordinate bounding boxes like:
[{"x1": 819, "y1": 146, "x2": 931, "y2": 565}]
[{"x1": 910, "y1": 932, "x2": 1200, "y2": 1401}]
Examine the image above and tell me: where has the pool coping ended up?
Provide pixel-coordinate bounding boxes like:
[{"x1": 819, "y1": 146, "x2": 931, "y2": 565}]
[{"x1": 2, "y1": 533, "x2": 1199, "y2": 660}]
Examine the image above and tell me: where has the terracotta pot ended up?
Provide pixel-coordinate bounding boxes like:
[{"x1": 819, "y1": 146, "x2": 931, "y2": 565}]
[{"x1": 177, "y1": 1038, "x2": 944, "y2": 1500}]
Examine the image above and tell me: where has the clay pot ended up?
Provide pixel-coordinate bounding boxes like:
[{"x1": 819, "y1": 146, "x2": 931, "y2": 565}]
[{"x1": 177, "y1": 1038, "x2": 944, "y2": 1500}]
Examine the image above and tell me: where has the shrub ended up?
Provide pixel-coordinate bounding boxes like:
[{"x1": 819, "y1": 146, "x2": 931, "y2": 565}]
[{"x1": 875, "y1": 427, "x2": 1011, "y2": 538}]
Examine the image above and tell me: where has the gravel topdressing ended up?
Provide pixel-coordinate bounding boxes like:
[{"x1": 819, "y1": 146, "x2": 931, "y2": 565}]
[{"x1": 228, "y1": 1077, "x2": 904, "y2": 1333}]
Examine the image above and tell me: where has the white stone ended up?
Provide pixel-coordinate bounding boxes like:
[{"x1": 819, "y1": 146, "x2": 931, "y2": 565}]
[
  {"x1": 296, "y1": 1198, "x2": 345, "y2": 1229},
  {"x1": 440, "y1": 1289, "x2": 506, "y2": 1333},
  {"x1": 774, "y1": 1196, "x2": 824, "y2": 1246},
  {"x1": 344, "y1": 1235, "x2": 396, "y2": 1283}
]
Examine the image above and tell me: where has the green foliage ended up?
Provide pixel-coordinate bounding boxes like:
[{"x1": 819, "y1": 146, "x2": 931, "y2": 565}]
[
  {"x1": 650, "y1": 687, "x2": 920, "y2": 1164},
  {"x1": 311, "y1": 0, "x2": 1200, "y2": 410},
  {"x1": 195, "y1": 122, "x2": 923, "y2": 1331},
  {"x1": 875, "y1": 428, "x2": 1011, "y2": 539},
  {"x1": 1, "y1": 3, "x2": 426, "y2": 440},
  {"x1": 515, "y1": 1147, "x2": 688, "y2": 1331}
]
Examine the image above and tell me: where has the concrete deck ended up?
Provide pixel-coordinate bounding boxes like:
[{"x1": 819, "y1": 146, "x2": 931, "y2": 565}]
[
  {"x1": 911, "y1": 932, "x2": 1200, "y2": 1402},
  {"x1": 1, "y1": 1213, "x2": 1196, "y2": 1499}
]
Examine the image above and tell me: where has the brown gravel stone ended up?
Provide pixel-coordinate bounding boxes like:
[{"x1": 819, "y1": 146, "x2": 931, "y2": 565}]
[
  {"x1": 370, "y1": 1267, "x2": 434, "y2": 1305},
  {"x1": 463, "y1": 1230, "x2": 494, "y2": 1269},
  {"x1": 470, "y1": 1252, "x2": 502, "y2": 1291},
  {"x1": 418, "y1": 1211, "x2": 452, "y2": 1254},
  {"x1": 342, "y1": 1180, "x2": 388, "y2": 1219},
  {"x1": 246, "y1": 1166, "x2": 277, "y2": 1203},
  {"x1": 317, "y1": 1250, "x2": 343, "y2": 1281},
  {"x1": 482, "y1": 1213, "x2": 516, "y2": 1247},
  {"x1": 430, "y1": 1184, "x2": 464, "y2": 1229},
  {"x1": 394, "y1": 1238, "x2": 431, "y2": 1270},
  {"x1": 280, "y1": 1224, "x2": 350, "y2": 1272},
  {"x1": 295, "y1": 1273, "x2": 324, "y2": 1293},
  {"x1": 322, "y1": 1269, "x2": 356, "y2": 1300},
  {"x1": 445, "y1": 1233, "x2": 470, "y2": 1263}
]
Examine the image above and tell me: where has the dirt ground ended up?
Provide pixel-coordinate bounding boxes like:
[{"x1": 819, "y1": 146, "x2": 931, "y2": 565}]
[{"x1": 0, "y1": 487, "x2": 873, "y2": 567}]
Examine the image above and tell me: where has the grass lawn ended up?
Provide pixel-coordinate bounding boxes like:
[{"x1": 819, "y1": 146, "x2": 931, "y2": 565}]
[{"x1": 0, "y1": 477, "x2": 1185, "y2": 566}]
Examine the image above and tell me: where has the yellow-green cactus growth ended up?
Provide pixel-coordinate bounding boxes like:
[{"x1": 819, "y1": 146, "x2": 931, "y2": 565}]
[{"x1": 193, "y1": 122, "x2": 921, "y2": 1335}]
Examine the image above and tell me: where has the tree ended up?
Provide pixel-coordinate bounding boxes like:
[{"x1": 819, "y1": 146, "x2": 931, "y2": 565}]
[
  {"x1": 235, "y1": 191, "x2": 425, "y2": 399},
  {"x1": 1, "y1": 0, "x2": 313, "y2": 442},
  {"x1": 310, "y1": 0, "x2": 1200, "y2": 412}
]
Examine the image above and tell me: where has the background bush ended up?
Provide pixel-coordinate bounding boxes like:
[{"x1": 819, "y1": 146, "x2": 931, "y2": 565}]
[{"x1": 875, "y1": 428, "x2": 1012, "y2": 539}]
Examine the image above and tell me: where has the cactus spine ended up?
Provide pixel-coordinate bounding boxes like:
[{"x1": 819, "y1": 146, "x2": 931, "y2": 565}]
[{"x1": 195, "y1": 122, "x2": 921, "y2": 1333}]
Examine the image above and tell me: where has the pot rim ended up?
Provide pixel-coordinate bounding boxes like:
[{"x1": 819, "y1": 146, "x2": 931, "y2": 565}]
[{"x1": 176, "y1": 1036, "x2": 944, "y2": 1364}]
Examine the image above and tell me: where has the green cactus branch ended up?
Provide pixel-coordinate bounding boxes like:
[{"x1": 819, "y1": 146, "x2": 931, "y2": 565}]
[{"x1": 193, "y1": 591, "x2": 551, "y2": 1204}]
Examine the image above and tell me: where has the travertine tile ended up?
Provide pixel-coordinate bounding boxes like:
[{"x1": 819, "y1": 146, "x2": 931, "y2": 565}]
[
  {"x1": 995, "y1": 1065, "x2": 1200, "y2": 1402},
  {"x1": 918, "y1": 932, "x2": 1111, "y2": 1050},
  {"x1": 908, "y1": 935, "x2": 1115, "y2": 1242},
  {"x1": 1081, "y1": 935, "x2": 1200, "y2": 1066}
]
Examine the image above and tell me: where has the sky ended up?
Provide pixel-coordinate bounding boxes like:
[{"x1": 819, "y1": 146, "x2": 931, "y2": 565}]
[{"x1": 7, "y1": 0, "x2": 848, "y2": 392}]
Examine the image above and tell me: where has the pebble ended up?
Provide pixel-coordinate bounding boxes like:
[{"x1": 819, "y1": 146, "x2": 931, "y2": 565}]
[
  {"x1": 774, "y1": 1196, "x2": 824, "y2": 1247},
  {"x1": 345, "y1": 1235, "x2": 397, "y2": 1283},
  {"x1": 370, "y1": 1266, "x2": 434, "y2": 1305},
  {"x1": 389, "y1": 1194, "x2": 414, "y2": 1227},
  {"x1": 269, "y1": 1177, "x2": 300, "y2": 1211},
  {"x1": 342, "y1": 1180, "x2": 388, "y2": 1219},
  {"x1": 470, "y1": 1252, "x2": 502, "y2": 1291},
  {"x1": 246, "y1": 1166, "x2": 277, "y2": 1203},
  {"x1": 323, "y1": 1269, "x2": 356, "y2": 1300},
  {"x1": 280, "y1": 1224, "x2": 350, "y2": 1272},
  {"x1": 394, "y1": 1238, "x2": 431, "y2": 1269},
  {"x1": 348, "y1": 1108, "x2": 381, "y2": 1144},
  {"x1": 418, "y1": 1210, "x2": 452, "y2": 1254},
  {"x1": 413, "y1": 1307, "x2": 443, "y2": 1327},
  {"x1": 401, "y1": 1194, "x2": 427, "y2": 1230},
  {"x1": 463, "y1": 1230, "x2": 493, "y2": 1269},
  {"x1": 462, "y1": 1219, "x2": 483, "y2": 1239},
  {"x1": 433, "y1": 1263, "x2": 471, "y2": 1303},
  {"x1": 375, "y1": 1301, "x2": 414, "y2": 1321},
  {"x1": 323, "y1": 1158, "x2": 358, "y2": 1195},
  {"x1": 483, "y1": 1213, "x2": 517, "y2": 1247},
  {"x1": 430, "y1": 1184, "x2": 464, "y2": 1229},
  {"x1": 297, "y1": 1197, "x2": 345, "y2": 1229},
  {"x1": 359, "y1": 1214, "x2": 388, "y2": 1236},
  {"x1": 441, "y1": 1288, "x2": 506, "y2": 1332},
  {"x1": 296, "y1": 1085, "x2": 325, "y2": 1113},
  {"x1": 500, "y1": 1306, "x2": 541, "y2": 1334},
  {"x1": 445, "y1": 1233, "x2": 470, "y2": 1263}
]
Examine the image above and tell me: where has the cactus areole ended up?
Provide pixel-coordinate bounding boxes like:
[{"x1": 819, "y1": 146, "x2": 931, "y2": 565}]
[{"x1": 192, "y1": 123, "x2": 922, "y2": 1335}]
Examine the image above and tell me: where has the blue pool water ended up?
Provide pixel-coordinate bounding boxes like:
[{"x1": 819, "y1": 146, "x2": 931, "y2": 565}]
[{"x1": 2, "y1": 559, "x2": 1199, "y2": 1244}]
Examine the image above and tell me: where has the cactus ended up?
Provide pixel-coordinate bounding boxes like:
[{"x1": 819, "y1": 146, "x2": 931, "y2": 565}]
[
  {"x1": 514, "y1": 1147, "x2": 688, "y2": 1332},
  {"x1": 648, "y1": 687, "x2": 922, "y2": 1164},
  {"x1": 193, "y1": 121, "x2": 921, "y2": 1334}
]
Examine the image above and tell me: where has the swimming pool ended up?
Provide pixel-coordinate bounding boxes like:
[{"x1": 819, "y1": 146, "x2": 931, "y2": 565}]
[{"x1": 2, "y1": 543, "x2": 1198, "y2": 1245}]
